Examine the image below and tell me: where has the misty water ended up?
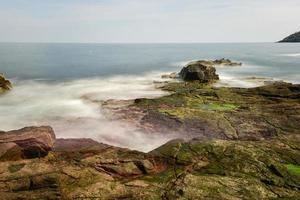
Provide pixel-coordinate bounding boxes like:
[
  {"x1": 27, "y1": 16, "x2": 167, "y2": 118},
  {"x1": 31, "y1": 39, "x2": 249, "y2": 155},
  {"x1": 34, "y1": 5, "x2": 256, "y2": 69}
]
[{"x1": 0, "y1": 43, "x2": 300, "y2": 152}]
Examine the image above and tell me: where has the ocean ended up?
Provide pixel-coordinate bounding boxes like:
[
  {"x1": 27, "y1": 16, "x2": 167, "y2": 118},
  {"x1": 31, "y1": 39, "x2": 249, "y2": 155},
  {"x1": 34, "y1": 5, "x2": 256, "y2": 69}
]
[{"x1": 0, "y1": 43, "x2": 300, "y2": 151}]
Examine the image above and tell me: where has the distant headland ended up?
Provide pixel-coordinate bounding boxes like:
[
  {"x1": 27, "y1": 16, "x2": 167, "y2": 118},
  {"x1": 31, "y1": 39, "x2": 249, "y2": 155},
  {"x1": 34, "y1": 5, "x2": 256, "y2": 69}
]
[{"x1": 279, "y1": 31, "x2": 300, "y2": 43}]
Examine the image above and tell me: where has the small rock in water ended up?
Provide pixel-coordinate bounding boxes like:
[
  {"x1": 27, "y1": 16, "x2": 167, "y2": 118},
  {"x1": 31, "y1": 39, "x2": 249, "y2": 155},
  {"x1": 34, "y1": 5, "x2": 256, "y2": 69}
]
[{"x1": 213, "y1": 58, "x2": 242, "y2": 66}]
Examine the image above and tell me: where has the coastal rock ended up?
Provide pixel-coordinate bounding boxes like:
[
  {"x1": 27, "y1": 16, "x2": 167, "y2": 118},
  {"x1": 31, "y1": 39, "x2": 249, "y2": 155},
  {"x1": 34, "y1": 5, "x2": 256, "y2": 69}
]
[
  {"x1": 122, "y1": 81, "x2": 300, "y2": 142},
  {"x1": 179, "y1": 61, "x2": 219, "y2": 82},
  {"x1": 151, "y1": 138, "x2": 300, "y2": 199},
  {"x1": 0, "y1": 126, "x2": 55, "y2": 160},
  {"x1": 0, "y1": 73, "x2": 12, "y2": 93},
  {"x1": 279, "y1": 31, "x2": 300, "y2": 43},
  {"x1": 0, "y1": 127, "x2": 299, "y2": 199},
  {"x1": 1, "y1": 75, "x2": 300, "y2": 199},
  {"x1": 54, "y1": 138, "x2": 109, "y2": 152},
  {"x1": 213, "y1": 58, "x2": 242, "y2": 66}
]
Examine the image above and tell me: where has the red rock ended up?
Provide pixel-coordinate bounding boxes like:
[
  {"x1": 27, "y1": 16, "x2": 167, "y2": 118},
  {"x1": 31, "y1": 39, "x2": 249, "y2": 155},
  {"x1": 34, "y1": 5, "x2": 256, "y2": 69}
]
[
  {"x1": 0, "y1": 126, "x2": 55, "y2": 160},
  {"x1": 54, "y1": 138, "x2": 109, "y2": 152}
]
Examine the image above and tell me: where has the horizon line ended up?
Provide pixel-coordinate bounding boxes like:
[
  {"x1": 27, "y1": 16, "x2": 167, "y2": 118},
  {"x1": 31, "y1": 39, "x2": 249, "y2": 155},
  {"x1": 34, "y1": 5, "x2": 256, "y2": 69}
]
[{"x1": 0, "y1": 41, "x2": 280, "y2": 44}]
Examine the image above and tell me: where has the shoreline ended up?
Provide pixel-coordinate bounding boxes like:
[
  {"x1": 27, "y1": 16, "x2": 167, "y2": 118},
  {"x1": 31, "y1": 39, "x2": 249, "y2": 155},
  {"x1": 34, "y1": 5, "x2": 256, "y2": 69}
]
[
  {"x1": 1, "y1": 60, "x2": 300, "y2": 199},
  {"x1": 1, "y1": 80, "x2": 300, "y2": 199},
  {"x1": 0, "y1": 60, "x2": 299, "y2": 151}
]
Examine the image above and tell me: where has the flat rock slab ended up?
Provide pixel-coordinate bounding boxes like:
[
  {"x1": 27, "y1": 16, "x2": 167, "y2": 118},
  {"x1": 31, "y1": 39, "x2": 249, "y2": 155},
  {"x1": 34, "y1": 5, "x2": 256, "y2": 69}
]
[{"x1": 54, "y1": 138, "x2": 109, "y2": 152}]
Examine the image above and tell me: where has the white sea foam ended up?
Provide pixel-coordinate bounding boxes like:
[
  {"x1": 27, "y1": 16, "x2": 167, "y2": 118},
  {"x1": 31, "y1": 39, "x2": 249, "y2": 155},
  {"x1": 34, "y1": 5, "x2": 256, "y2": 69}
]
[
  {"x1": 0, "y1": 72, "x2": 176, "y2": 152},
  {"x1": 214, "y1": 75, "x2": 271, "y2": 88},
  {"x1": 280, "y1": 53, "x2": 300, "y2": 57},
  {"x1": 0, "y1": 64, "x2": 296, "y2": 152}
]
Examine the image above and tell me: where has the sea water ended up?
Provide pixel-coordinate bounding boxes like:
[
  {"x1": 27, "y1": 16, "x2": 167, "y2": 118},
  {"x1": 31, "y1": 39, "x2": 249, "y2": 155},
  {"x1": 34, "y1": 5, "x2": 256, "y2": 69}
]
[{"x1": 0, "y1": 43, "x2": 299, "y2": 151}]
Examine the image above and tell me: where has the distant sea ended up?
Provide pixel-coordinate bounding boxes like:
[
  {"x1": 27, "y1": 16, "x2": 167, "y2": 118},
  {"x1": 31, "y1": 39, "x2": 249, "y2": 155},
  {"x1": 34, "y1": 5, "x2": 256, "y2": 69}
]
[{"x1": 0, "y1": 43, "x2": 300, "y2": 151}]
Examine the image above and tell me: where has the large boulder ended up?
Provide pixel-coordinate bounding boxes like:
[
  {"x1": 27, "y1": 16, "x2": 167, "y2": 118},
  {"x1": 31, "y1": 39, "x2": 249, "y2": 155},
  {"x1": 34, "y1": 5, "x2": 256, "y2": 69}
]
[
  {"x1": 0, "y1": 73, "x2": 12, "y2": 93},
  {"x1": 0, "y1": 126, "x2": 55, "y2": 160},
  {"x1": 179, "y1": 61, "x2": 219, "y2": 82}
]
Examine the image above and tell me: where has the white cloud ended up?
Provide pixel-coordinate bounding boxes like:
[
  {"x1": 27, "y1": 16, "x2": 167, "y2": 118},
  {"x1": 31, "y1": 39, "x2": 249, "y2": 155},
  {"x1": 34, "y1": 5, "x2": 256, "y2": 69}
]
[{"x1": 0, "y1": 0, "x2": 299, "y2": 42}]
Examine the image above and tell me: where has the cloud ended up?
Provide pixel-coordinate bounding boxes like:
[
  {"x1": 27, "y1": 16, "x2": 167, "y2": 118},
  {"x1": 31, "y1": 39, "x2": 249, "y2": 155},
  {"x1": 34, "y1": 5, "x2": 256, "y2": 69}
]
[{"x1": 0, "y1": 0, "x2": 299, "y2": 42}]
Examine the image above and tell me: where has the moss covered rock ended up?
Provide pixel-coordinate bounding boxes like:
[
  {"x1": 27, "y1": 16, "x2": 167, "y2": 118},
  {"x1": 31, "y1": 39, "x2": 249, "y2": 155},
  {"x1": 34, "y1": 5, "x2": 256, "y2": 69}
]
[
  {"x1": 0, "y1": 129, "x2": 299, "y2": 199},
  {"x1": 122, "y1": 81, "x2": 300, "y2": 142}
]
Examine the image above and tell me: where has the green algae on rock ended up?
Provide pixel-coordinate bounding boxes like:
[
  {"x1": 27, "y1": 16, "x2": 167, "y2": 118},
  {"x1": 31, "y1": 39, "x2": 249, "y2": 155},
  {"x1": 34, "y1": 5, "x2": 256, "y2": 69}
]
[
  {"x1": 287, "y1": 164, "x2": 300, "y2": 176},
  {"x1": 93, "y1": 74, "x2": 300, "y2": 199},
  {"x1": 126, "y1": 81, "x2": 300, "y2": 141},
  {"x1": 150, "y1": 138, "x2": 300, "y2": 199},
  {"x1": 1, "y1": 130, "x2": 299, "y2": 199},
  {"x1": 1, "y1": 61, "x2": 300, "y2": 199}
]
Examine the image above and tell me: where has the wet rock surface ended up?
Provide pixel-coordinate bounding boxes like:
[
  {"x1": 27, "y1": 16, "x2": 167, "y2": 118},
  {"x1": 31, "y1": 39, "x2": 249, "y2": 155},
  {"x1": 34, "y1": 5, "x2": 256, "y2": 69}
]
[{"x1": 118, "y1": 82, "x2": 300, "y2": 142}]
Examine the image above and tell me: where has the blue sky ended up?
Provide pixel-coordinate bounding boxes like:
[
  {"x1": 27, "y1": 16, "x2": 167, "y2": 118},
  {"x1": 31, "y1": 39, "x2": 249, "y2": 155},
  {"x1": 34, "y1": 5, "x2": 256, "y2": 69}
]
[{"x1": 0, "y1": 0, "x2": 299, "y2": 42}]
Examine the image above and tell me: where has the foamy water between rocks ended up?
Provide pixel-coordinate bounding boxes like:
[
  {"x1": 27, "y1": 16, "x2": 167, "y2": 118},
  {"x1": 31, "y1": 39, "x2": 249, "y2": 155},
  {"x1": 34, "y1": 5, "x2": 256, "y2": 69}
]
[
  {"x1": 0, "y1": 72, "x2": 178, "y2": 152},
  {"x1": 0, "y1": 68, "x2": 296, "y2": 152},
  {"x1": 1, "y1": 63, "x2": 299, "y2": 152}
]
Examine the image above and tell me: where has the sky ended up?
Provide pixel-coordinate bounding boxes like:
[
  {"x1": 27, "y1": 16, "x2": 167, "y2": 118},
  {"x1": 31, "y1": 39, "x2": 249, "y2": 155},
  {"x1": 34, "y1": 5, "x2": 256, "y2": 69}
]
[{"x1": 0, "y1": 0, "x2": 300, "y2": 43}]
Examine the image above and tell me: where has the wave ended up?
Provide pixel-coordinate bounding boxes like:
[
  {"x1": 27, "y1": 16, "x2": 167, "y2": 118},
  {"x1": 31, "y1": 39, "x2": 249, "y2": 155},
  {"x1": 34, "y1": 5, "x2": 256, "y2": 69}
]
[
  {"x1": 214, "y1": 75, "x2": 269, "y2": 88},
  {"x1": 0, "y1": 72, "x2": 175, "y2": 152},
  {"x1": 280, "y1": 53, "x2": 300, "y2": 57}
]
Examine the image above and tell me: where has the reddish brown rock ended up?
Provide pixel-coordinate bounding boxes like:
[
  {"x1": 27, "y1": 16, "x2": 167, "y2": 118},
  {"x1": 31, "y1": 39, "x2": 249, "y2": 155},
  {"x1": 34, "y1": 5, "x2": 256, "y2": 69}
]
[
  {"x1": 54, "y1": 138, "x2": 109, "y2": 152},
  {"x1": 0, "y1": 126, "x2": 55, "y2": 160}
]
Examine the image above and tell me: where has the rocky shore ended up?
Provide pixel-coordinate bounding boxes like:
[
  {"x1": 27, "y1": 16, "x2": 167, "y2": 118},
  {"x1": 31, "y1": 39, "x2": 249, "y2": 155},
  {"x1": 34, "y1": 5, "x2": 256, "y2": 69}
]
[
  {"x1": 0, "y1": 123, "x2": 299, "y2": 199},
  {"x1": 0, "y1": 61, "x2": 300, "y2": 199}
]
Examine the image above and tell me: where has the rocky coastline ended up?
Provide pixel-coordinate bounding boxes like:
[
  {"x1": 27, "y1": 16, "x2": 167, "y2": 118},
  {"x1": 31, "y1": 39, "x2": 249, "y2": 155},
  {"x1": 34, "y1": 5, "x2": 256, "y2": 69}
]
[{"x1": 0, "y1": 61, "x2": 300, "y2": 199}]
